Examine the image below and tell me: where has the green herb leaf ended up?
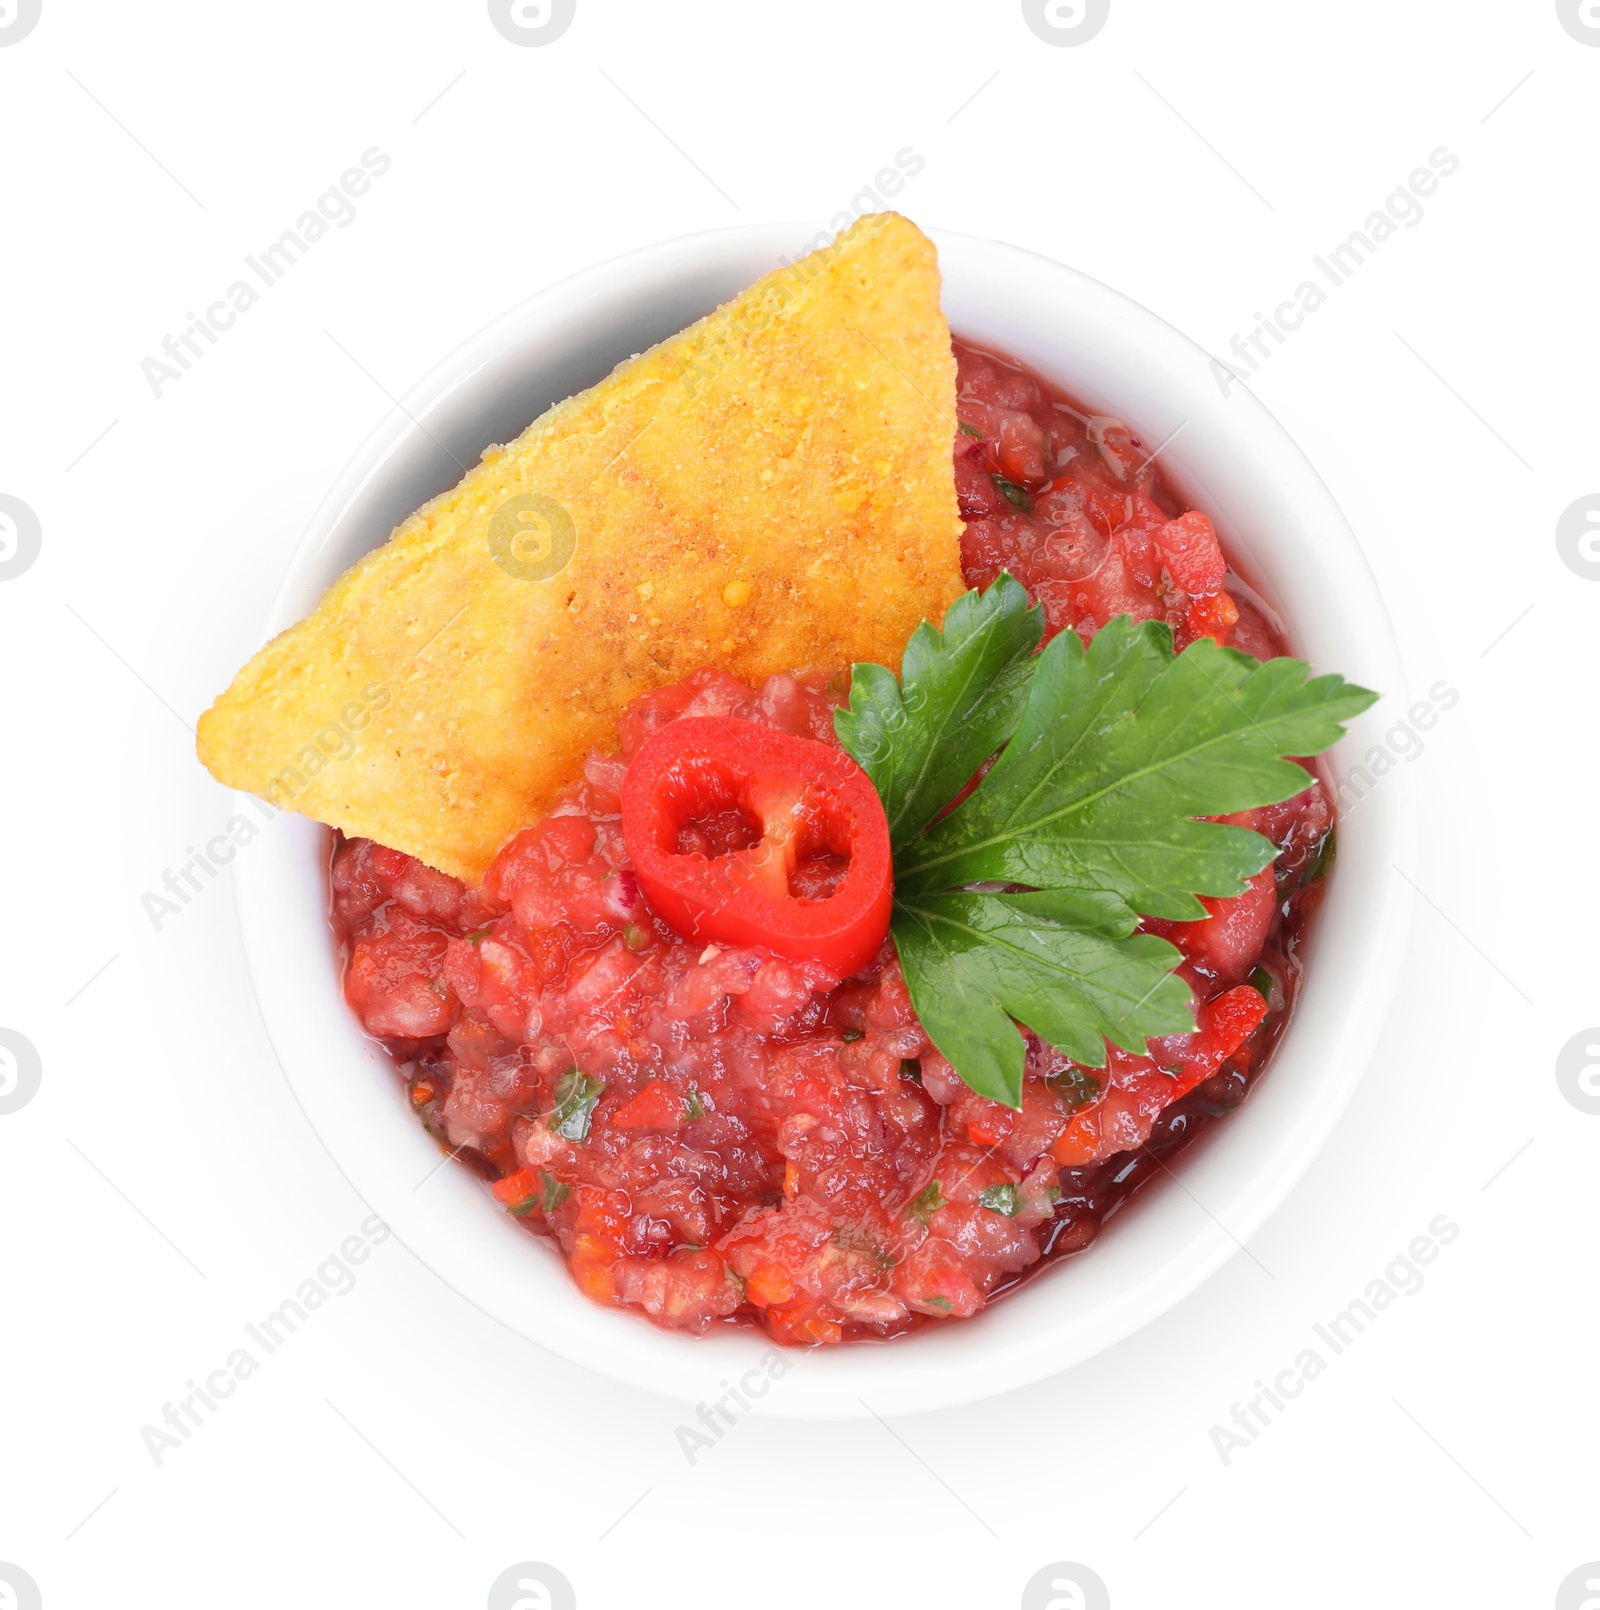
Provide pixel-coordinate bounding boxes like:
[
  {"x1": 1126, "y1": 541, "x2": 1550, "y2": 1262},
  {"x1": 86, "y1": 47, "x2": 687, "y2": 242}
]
[
  {"x1": 906, "y1": 1180, "x2": 947, "y2": 1223},
  {"x1": 893, "y1": 889, "x2": 1193, "y2": 1105},
  {"x1": 510, "y1": 1170, "x2": 569, "y2": 1217},
  {"x1": 993, "y1": 476, "x2": 1033, "y2": 510},
  {"x1": 835, "y1": 572, "x2": 1042, "y2": 852},
  {"x1": 898, "y1": 614, "x2": 1377, "y2": 920},
  {"x1": 924, "y1": 1295, "x2": 954, "y2": 1312},
  {"x1": 549, "y1": 1069, "x2": 605, "y2": 1141},
  {"x1": 978, "y1": 1183, "x2": 1021, "y2": 1216},
  {"x1": 958, "y1": 420, "x2": 985, "y2": 439},
  {"x1": 839, "y1": 581, "x2": 1376, "y2": 1109},
  {"x1": 683, "y1": 1086, "x2": 707, "y2": 1122},
  {"x1": 464, "y1": 927, "x2": 492, "y2": 944},
  {"x1": 1250, "y1": 964, "x2": 1274, "y2": 1001},
  {"x1": 1047, "y1": 1065, "x2": 1104, "y2": 1112}
]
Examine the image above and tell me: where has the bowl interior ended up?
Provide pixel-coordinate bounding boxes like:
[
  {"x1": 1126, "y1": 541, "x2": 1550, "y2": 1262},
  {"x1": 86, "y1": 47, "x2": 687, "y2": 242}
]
[{"x1": 237, "y1": 224, "x2": 1413, "y2": 1418}]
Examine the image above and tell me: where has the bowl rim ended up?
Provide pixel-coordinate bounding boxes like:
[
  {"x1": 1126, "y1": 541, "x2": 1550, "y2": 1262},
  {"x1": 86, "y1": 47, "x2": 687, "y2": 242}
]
[{"x1": 230, "y1": 220, "x2": 1417, "y2": 1419}]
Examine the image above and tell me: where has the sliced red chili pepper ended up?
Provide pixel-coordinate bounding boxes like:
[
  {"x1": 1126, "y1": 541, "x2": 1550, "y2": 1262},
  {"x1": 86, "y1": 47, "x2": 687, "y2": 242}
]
[{"x1": 620, "y1": 716, "x2": 892, "y2": 977}]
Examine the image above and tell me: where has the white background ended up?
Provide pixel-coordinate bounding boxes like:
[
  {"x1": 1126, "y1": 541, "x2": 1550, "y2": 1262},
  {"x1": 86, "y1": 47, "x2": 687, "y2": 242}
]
[{"x1": 2, "y1": 2, "x2": 1595, "y2": 1606}]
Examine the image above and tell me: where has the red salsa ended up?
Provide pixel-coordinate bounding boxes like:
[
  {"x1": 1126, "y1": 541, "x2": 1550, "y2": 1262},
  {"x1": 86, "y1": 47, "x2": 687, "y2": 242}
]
[{"x1": 330, "y1": 338, "x2": 1334, "y2": 1345}]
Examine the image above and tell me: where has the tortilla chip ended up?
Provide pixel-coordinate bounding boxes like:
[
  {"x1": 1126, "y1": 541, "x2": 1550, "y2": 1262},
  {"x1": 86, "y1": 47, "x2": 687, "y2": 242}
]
[{"x1": 196, "y1": 212, "x2": 965, "y2": 881}]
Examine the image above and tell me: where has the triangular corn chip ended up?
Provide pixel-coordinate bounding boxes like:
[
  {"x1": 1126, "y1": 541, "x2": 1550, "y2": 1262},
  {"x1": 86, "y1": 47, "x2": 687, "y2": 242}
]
[{"x1": 197, "y1": 212, "x2": 964, "y2": 881}]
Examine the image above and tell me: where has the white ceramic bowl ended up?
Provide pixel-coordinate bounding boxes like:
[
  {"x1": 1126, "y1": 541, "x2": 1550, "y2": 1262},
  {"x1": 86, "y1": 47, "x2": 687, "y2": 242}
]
[{"x1": 234, "y1": 223, "x2": 1414, "y2": 1419}]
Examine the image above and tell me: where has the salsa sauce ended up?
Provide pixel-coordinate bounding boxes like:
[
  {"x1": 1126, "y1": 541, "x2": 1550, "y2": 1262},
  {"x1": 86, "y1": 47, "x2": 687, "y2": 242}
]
[{"x1": 329, "y1": 337, "x2": 1334, "y2": 1345}]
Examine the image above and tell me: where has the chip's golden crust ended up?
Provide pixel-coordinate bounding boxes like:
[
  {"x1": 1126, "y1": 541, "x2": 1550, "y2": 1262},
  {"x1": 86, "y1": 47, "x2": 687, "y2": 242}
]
[{"x1": 196, "y1": 213, "x2": 965, "y2": 881}]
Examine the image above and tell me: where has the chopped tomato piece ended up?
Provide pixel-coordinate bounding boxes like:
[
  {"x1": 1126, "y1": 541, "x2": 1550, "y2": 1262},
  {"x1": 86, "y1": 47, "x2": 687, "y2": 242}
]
[
  {"x1": 344, "y1": 908, "x2": 457, "y2": 1039},
  {"x1": 1156, "y1": 510, "x2": 1228, "y2": 594},
  {"x1": 1051, "y1": 986, "x2": 1269, "y2": 1168},
  {"x1": 1147, "y1": 869, "x2": 1277, "y2": 984},
  {"x1": 764, "y1": 1306, "x2": 844, "y2": 1346},
  {"x1": 1184, "y1": 588, "x2": 1240, "y2": 645},
  {"x1": 491, "y1": 1168, "x2": 541, "y2": 1208},
  {"x1": 610, "y1": 1079, "x2": 686, "y2": 1132},
  {"x1": 1198, "y1": 984, "x2": 1269, "y2": 1063},
  {"x1": 487, "y1": 816, "x2": 637, "y2": 943}
]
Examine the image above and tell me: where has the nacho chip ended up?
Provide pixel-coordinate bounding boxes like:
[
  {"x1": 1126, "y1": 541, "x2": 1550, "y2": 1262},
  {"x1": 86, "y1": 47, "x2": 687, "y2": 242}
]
[{"x1": 197, "y1": 212, "x2": 965, "y2": 881}]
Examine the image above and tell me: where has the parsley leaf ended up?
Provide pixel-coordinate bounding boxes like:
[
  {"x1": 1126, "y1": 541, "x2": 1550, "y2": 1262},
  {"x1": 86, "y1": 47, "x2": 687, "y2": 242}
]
[
  {"x1": 978, "y1": 1184, "x2": 1021, "y2": 1216},
  {"x1": 835, "y1": 573, "x2": 1041, "y2": 852},
  {"x1": 509, "y1": 1170, "x2": 570, "y2": 1216},
  {"x1": 1047, "y1": 1065, "x2": 1103, "y2": 1111},
  {"x1": 906, "y1": 1180, "x2": 947, "y2": 1223},
  {"x1": 836, "y1": 578, "x2": 1377, "y2": 1110},
  {"x1": 892, "y1": 888, "x2": 1192, "y2": 1103},
  {"x1": 549, "y1": 1070, "x2": 605, "y2": 1141},
  {"x1": 897, "y1": 612, "x2": 1376, "y2": 919}
]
